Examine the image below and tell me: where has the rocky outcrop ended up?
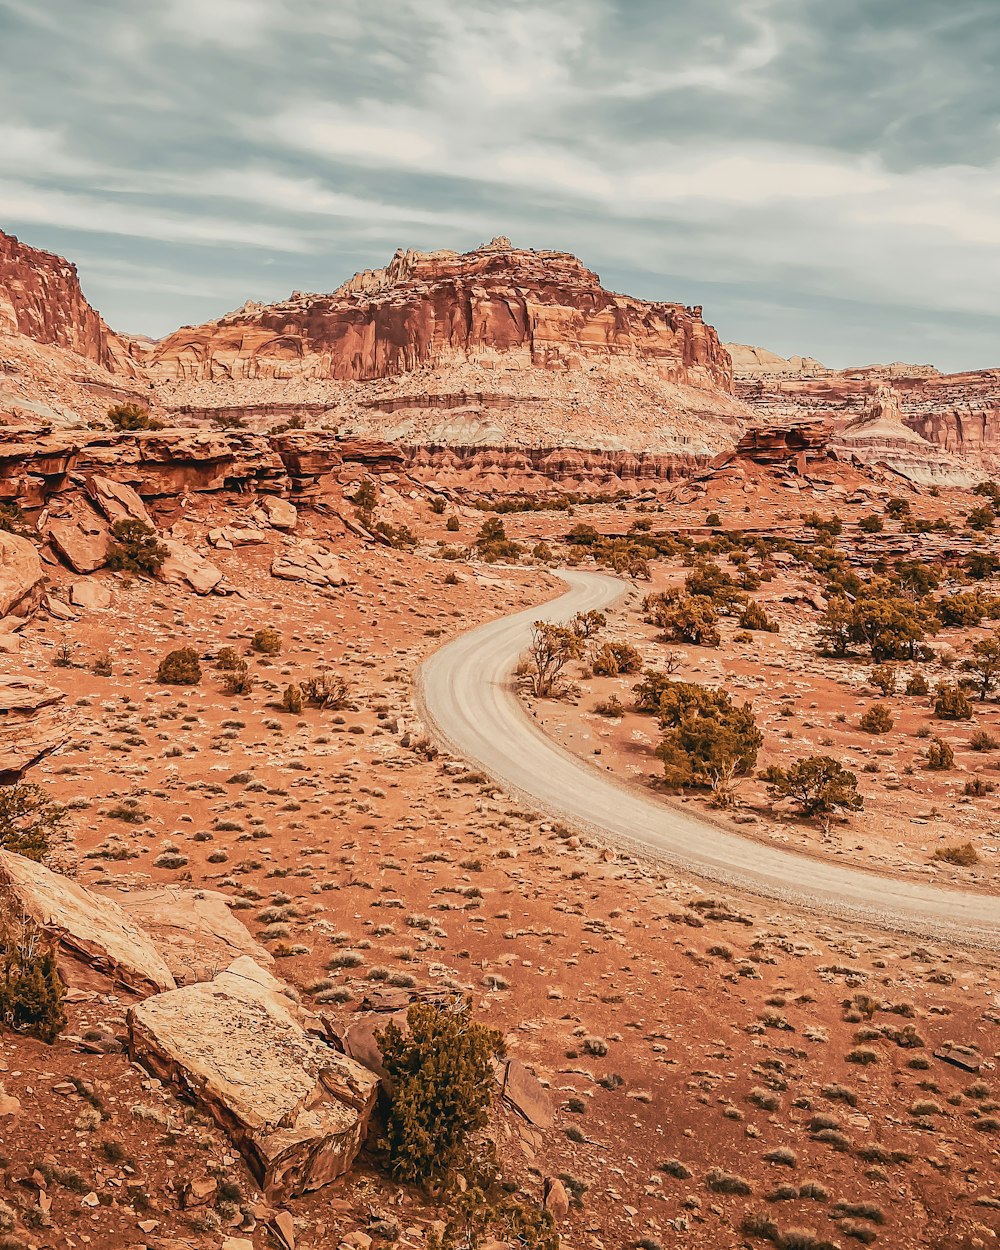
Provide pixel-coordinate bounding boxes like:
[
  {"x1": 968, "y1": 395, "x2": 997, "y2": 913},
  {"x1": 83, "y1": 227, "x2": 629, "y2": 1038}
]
[
  {"x1": 128, "y1": 957, "x2": 380, "y2": 1200},
  {"x1": 271, "y1": 540, "x2": 350, "y2": 587},
  {"x1": 0, "y1": 849, "x2": 176, "y2": 994},
  {"x1": 104, "y1": 886, "x2": 274, "y2": 986},
  {"x1": 0, "y1": 531, "x2": 44, "y2": 618},
  {"x1": 736, "y1": 419, "x2": 832, "y2": 465},
  {"x1": 833, "y1": 386, "x2": 982, "y2": 486},
  {"x1": 0, "y1": 229, "x2": 129, "y2": 372},
  {"x1": 150, "y1": 239, "x2": 734, "y2": 390},
  {"x1": 43, "y1": 496, "x2": 111, "y2": 573},
  {"x1": 0, "y1": 677, "x2": 68, "y2": 779},
  {"x1": 159, "y1": 538, "x2": 225, "y2": 595}
]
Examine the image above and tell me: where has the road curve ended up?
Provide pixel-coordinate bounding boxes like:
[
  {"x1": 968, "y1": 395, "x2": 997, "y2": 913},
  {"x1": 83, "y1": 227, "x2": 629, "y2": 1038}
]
[{"x1": 418, "y1": 569, "x2": 1000, "y2": 949}]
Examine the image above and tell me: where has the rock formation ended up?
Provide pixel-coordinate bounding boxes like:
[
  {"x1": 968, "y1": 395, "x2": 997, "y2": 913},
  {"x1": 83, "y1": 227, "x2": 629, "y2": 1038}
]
[
  {"x1": 128, "y1": 957, "x2": 380, "y2": 1200},
  {"x1": 0, "y1": 229, "x2": 131, "y2": 373}
]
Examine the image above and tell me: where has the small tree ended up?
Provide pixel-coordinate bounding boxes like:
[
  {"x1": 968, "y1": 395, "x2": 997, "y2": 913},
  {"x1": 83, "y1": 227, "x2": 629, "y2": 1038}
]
[
  {"x1": 0, "y1": 783, "x2": 67, "y2": 862},
  {"x1": 925, "y1": 737, "x2": 954, "y2": 770},
  {"x1": 739, "y1": 601, "x2": 778, "y2": 633},
  {"x1": 655, "y1": 683, "x2": 761, "y2": 790},
  {"x1": 905, "y1": 672, "x2": 929, "y2": 696},
  {"x1": 571, "y1": 609, "x2": 606, "y2": 639},
  {"x1": 818, "y1": 595, "x2": 854, "y2": 657},
  {"x1": 859, "y1": 703, "x2": 894, "y2": 734},
  {"x1": 654, "y1": 595, "x2": 721, "y2": 647},
  {"x1": 0, "y1": 908, "x2": 66, "y2": 1043},
  {"x1": 106, "y1": 520, "x2": 167, "y2": 577},
  {"x1": 377, "y1": 999, "x2": 505, "y2": 1187},
  {"x1": 351, "y1": 477, "x2": 378, "y2": 526},
  {"x1": 858, "y1": 514, "x2": 883, "y2": 533},
  {"x1": 966, "y1": 505, "x2": 995, "y2": 532},
  {"x1": 764, "y1": 756, "x2": 863, "y2": 824},
  {"x1": 157, "y1": 647, "x2": 202, "y2": 685},
  {"x1": 938, "y1": 593, "x2": 984, "y2": 628},
  {"x1": 527, "y1": 622, "x2": 582, "y2": 697},
  {"x1": 963, "y1": 633, "x2": 1000, "y2": 700},
  {"x1": 934, "y1": 684, "x2": 972, "y2": 720}
]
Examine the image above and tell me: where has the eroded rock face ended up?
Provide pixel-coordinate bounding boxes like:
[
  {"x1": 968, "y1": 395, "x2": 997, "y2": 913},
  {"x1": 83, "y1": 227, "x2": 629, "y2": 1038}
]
[
  {"x1": 127, "y1": 957, "x2": 379, "y2": 1200},
  {"x1": 0, "y1": 229, "x2": 127, "y2": 371},
  {"x1": 271, "y1": 541, "x2": 350, "y2": 587},
  {"x1": 150, "y1": 240, "x2": 734, "y2": 391},
  {"x1": 0, "y1": 531, "x2": 44, "y2": 618},
  {"x1": 44, "y1": 497, "x2": 111, "y2": 573},
  {"x1": 159, "y1": 538, "x2": 225, "y2": 595},
  {"x1": 0, "y1": 849, "x2": 176, "y2": 995},
  {"x1": 736, "y1": 419, "x2": 832, "y2": 465}
]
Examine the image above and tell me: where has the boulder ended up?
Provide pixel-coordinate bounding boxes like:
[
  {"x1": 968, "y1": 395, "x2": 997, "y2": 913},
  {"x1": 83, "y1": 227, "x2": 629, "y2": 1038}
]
[
  {"x1": 70, "y1": 579, "x2": 112, "y2": 611},
  {"x1": 260, "y1": 496, "x2": 298, "y2": 530},
  {"x1": 543, "y1": 1177, "x2": 570, "y2": 1223},
  {"x1": 105, "y1": 885, "x2": 273, "y2": 986},
  {"x1": 128, "y1": 958, "x2": 380, "y2": 1200},
  {"x1": 0, "y1": 849, "x2": 175, "y2": 995},
  {"x1": 45, "y1": 500, "x2": 112, "y2": 573},
  {"x1": 498, "y1": 1058, "x2": 554, "y2": 1129},
  {"x1": 159, "y1": 538, "x2": 225, "y2": 595},
  {"x1": 271, "y1": 541, "x2": 349, "y2": 588},
  {"x1": 0, "y1": 676, "x2": 69, "y2": 779},
  {"x1": 0, "y1": 531, "x2": 44, "y2": 618},
  {"x1": 85, "y1": 474, "x2": 154, "y2": 527}
]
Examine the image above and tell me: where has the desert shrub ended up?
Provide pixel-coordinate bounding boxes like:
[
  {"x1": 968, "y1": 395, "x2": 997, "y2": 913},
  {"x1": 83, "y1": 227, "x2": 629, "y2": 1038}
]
[
  {"x1": 764, "y1": 756, "x2": 862, "y2": 822},
  {"x1": 215, "y1": 646, "x2": 241, "y2": 670},
  {"x1": 0, "y1": 783, "x2": 67, "y2": 862},
  {"x1": 221, "y1": 661, "x2": 255, "y2": 696},
  {"x1": 572, "y1": 610, "x2": 606, "y2": 639},
  {"x1": 281, "y1": 684, "x2": 304, "y2": 714},
  {"x1": 858, "y1": 513, "x2": 883, "y2": 533},
  {"x1": 377, "y1": 999, "x2": 504, "y2": 1186},
  {"x1": 925, "y1": 737, "x2": 954, "y2": 769},
  {"x1": 962, "y1": 633, "x2": 1000, "y2": 700},
  {"x1": 652, "y1": 595, "x2": 721, "y2": 647},
  {"x1": 445, "y1": 516, "x2": 461, "y2": 532},
  {"x1": 938, "y1": 592, "x2": 985, "y2": 627},
  {"x1": 107, "y1": 403, "x2": 163, "y2": 432},
  {"x1": 740, "y1": 601, "x2": 778, "y2": 633},
  {"x1": 934, "y1": 684, "x2": 972, "y2": 720},
  {"x1": 351, "y1": 478, "x2": 378, "y2": 526},
  {"x1": 933, "y1": 842, "x2": 978, "y2": 867},
  {"x1": 656, "y1": 681, "x2": 761, "y2": 790},
  {"x1": 532, "y1": 542, "x2": 554, "y2": 562},
  {"x1": 859, "y1": 703, "x2": 894, "y2": 734},
  {"x1": 905, "y1": 672, "x2": 929, "y2": 696},
  {"x1": 300, "y1": 672, "x2": 351, "y2": 709},
  {"x1": 526, "y1": 622, "x2": 582, "y2": 697},
  {"x1": 705, "y1": 511, "x2": 721, "y2": 526},
  {"x1": 251, "y1": 627, "x2": 281, "y2": 655},
  {"x1": 91, "y1": 653, "x2": 113, "y2": 677},
  {"x1": 0, "y1": 909, "x2": 65, "y2": 1043},
  {"x1": 820, "y1": 592, "x2": 937, "y2": 660},
  {"x1": 594, "y1": 695, "x2": 625, "y2": 718},
  {"x1": 969, "y1": 728, "x2": 999, "y2": 751},
  {"x1": 869, "y1": 664, "x2": 897, "y2": 696},
  {"x1": 106, "y1": 520, "x2": 167, "y2": 577},
  {"x1": 591, "y1": 641, "x2": 642, "y2": 676},
  {"x1": 429, "y1": 496, "x2": 447, "y2": 515},
  {"x1": 156, "y1": 647, "x2": 202, "y2": 685},
  {"x1": 706, "y1": 1168, "x2": 752, "y2": 1195},
  {"x1": 476, "y1": 517, "x2": 522, "y2": 562},
  {"x1": 967, "y1": 504, "x2": 995, "y2": 531}
]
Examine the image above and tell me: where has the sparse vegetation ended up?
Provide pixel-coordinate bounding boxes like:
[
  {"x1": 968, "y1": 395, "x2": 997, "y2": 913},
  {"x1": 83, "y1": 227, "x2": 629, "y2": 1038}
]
[{"x1": 156, "y1": 647, "x2": 202, "y2": 685}]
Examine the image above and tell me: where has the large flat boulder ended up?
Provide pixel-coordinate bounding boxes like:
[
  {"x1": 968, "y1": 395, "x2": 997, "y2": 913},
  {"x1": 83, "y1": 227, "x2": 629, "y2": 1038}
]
[
  {"x1": 0, "y1": 850, "x2": 175, "y2": 995},
  {"x1": 0, "y1": 531, "x2": 44, "y2": 618},
  {"x1": 0, "y1": 676, "x2": 69, "y2": 779},
  {"x1": 85, "y1": 474, "x2": 154, "y2": 527},
  {"x1": 45, "y1": 498, "x2": 111, "y2": 573},
  {"x1": 104, "y1": 885, "x2": 273, "y2": 986},
  {"x1": 128, "y1": 958, "x2": 379, "y2": 1201},
  {"x1": 159, "y1": 538, "x2": 225, "y2": 595}
]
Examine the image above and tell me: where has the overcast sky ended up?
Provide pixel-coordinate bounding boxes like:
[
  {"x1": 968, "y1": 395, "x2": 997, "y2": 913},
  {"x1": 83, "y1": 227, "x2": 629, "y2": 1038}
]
[{"x1": 2, "y1": 0, "x2": 997, "y2": 370}]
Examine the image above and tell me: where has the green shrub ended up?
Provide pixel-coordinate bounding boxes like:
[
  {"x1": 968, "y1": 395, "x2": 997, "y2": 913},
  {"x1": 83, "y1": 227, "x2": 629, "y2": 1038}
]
[
  {"x1": 859, "y1": 703, "x2": 894, "y2": 733},
  {"x1": 0, "y1": 783, "x2": 67, "y2": 862},
  {"x1": 934, "y1": 684, "x2": 972, "y2": 720},
  {"x1": 739, "y1": 601, "x2": 778, "y2": 633},
  {"x1": 869, "y1": 664, "x2": 897, "y2": 696},
  {"x1": 281, "y1": 684, "x2": 304, "y2": 714},
  {"x1": 764, "y1": 756, "x2": 863, "y2": 821},
  {"x1": 106, "y1": 520, "x2": 167, "y2": 577},
  {"x1": 0, "y1": 910, "x2": 66, "y2": 1043},
  {"x1": 215, "y1": 646, "x2": 241, "y2": 670},
  {"x1": 156, "y1": 647, "x2": 202, "y2": 685},
  {"x1": 377, "y1": 999, "x2": 505, "y2": 1186},
  {"x1": 925, "y1": 737, "x2": 954, "y2": 770},
  {"x1": 251, "y1": 627, "x2": 282, "y2": 656},
  {"x1": 650, "y1": 595, "x2": 720, "y2": 647},
  {"x1": 221, "y1": 660, "x2": 255, "y2": 696},
  {"x1": 905, "y1": 672, "x2": 929, "y2": 696},
  {"x1": 655, "y1": 682, "x2": 762, "y2": 789},
  {"x1": 591, "y1": 641, "x2": 642, "y2": 676},
  {"x1": 107, "y1": 403, "x2": 164, "y2": 432}
]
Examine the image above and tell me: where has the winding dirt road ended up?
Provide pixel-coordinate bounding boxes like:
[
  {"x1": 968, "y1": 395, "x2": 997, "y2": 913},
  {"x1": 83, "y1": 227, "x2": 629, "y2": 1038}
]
[{"x1": 419, "y1": 569, "x2": 1000, "y2": 948}]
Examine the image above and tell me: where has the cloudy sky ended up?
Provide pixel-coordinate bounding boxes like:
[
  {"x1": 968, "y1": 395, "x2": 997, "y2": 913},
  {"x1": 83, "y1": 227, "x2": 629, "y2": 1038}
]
[{"x1": 2, "y1": 0, "x2": 997, "y2": 369}]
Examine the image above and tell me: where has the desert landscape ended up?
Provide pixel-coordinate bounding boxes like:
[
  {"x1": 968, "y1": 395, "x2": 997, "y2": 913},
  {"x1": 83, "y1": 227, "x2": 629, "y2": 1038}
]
[{"x1": 1, "y1": 194, "x2": 999, "y2": 1250}]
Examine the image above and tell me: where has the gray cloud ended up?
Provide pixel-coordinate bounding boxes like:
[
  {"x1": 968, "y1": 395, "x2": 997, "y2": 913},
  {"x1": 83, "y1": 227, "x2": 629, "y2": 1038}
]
[{"x1": 1, "y1": 0, "x2": 997, "y2": 366}]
